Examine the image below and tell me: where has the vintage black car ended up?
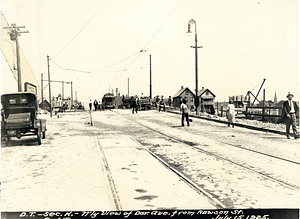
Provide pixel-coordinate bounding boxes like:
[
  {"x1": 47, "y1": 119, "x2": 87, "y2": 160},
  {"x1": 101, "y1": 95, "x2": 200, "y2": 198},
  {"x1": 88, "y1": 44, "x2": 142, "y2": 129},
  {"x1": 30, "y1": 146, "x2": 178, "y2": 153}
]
[{"x1": 1, "y1": 93, "x2": 46, "y2": 145}]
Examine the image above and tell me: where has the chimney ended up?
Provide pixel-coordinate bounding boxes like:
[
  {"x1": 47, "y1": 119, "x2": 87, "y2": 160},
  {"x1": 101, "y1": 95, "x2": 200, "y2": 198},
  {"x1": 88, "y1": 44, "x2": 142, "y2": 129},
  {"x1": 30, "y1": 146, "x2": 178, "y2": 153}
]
[
  {"x1": 181, "y1": 86, "x2": 184, "y2": 89},
  {"x1": 202, "y1": 87, "x2": 204, "y2": 89}
]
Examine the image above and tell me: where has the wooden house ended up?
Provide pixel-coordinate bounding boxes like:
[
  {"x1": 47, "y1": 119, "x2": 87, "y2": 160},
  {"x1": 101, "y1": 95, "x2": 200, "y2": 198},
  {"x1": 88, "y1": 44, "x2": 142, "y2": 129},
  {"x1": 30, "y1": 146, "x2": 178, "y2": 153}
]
[
  {"x1": 198, "y1": 87, "x2": 216, "y2": 114},
  {"x1": 173, "y1": 86, "x2": 196, "y2": 110}
]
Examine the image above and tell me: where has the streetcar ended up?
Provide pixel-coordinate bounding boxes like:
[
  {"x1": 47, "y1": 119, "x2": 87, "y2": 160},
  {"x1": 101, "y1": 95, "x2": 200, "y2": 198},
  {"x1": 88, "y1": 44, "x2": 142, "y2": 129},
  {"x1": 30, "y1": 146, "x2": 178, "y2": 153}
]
[{"x1": 102, "y1": 93, "x2": 116, "y2": 109}]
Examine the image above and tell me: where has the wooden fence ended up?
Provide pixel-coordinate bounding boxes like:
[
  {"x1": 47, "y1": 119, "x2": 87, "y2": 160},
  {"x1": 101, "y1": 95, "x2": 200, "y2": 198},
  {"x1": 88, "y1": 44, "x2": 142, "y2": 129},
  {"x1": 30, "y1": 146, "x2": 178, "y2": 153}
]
[{"x1": 245, "y1": 106, "x2": 283, "y2": 121}]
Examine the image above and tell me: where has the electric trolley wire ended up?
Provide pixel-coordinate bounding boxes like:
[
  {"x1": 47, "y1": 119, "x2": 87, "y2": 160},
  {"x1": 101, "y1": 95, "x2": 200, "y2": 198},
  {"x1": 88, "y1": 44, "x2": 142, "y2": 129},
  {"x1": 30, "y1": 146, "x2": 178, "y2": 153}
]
[
  {"x1": 91, "y1": 51, "x2": 140, "y2": 73},
  {"x1": 124, "y1": 1, "x2": 181, "y2": 71},
  {"x1": 147, "y1": 34, "x2": 185, "y2": 51},
  {"x1": 50, "y1": 58, "x2": 91, "y2": 73},
  {"x1": 53, "y1": 0, "x2": 109, "y2": 58},
  {"x1": 50, "y1": 32, "x2": 183, "y2": 75}
]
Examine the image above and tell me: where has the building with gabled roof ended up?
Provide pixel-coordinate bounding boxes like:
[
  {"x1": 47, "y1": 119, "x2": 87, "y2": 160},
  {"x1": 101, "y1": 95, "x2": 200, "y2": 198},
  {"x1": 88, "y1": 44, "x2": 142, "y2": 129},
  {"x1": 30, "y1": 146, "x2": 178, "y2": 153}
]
[
  {"x1": 198, "y1": 87, "x2": 216, "y2": 114},
  {"x1": 173, "y1": 86, "x2": 195, "y2": 110}
]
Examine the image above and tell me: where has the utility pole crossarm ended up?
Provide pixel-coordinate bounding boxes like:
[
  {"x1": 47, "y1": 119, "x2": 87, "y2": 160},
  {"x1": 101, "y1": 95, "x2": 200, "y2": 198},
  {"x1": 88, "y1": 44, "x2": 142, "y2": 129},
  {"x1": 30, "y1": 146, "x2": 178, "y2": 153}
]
[{"x1": 190, "y1": 46, "x2": 203, "y2": 48}]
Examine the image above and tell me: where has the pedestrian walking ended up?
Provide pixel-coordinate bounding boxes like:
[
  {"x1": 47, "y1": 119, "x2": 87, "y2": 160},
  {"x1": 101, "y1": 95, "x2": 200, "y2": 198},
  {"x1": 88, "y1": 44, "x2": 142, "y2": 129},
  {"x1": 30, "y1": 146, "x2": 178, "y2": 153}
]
[
  {"x1": 131, "y1": 96, "x2": 138, "y2": 114},
  {"x1": 283, "y1": 93, "x2": 299, "y2": 139},
  {"x1": 155, "y1": 95, "x2": 160, "y2": 111},
  {"x1": 93, "y1": 99, "x2": 98, "y2": 111},
  {"x1": 226, "y1": 99, "x2": 235, "y2": 128},
  {"x1": 159, "y1": 96, "x2": 165, "y2": 112},
  {"x1": 180, "y1": 99, "x2": 189, "y2": 126},
  {"x1": 89, "y1": 99, "x2": 92, "y2": 111},
  {"x1": 168, "y1": 96, "x2": 172, "y2": 107}
]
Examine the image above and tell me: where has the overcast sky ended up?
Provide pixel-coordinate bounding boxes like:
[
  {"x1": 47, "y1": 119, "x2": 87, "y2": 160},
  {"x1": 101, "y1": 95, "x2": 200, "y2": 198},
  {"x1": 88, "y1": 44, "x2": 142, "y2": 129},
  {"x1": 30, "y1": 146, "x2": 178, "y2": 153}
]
[{"x1": 1, "y1": 0, "x2": 299, "y2": 106}]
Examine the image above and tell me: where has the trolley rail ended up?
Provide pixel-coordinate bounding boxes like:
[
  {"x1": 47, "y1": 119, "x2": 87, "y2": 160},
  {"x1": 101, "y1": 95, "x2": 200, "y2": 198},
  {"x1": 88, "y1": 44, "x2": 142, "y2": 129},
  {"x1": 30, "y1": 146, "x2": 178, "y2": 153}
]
[{"x1": 117, "y1": 111, "x2": 299, "y2": 195}]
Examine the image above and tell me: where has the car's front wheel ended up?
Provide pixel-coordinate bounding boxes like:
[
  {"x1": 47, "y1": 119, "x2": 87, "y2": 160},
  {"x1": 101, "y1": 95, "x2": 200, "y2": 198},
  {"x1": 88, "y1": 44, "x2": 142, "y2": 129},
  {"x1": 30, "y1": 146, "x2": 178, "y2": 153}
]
[{"x1": 37, "y1": 125, "x2": 42, "y2": 145}]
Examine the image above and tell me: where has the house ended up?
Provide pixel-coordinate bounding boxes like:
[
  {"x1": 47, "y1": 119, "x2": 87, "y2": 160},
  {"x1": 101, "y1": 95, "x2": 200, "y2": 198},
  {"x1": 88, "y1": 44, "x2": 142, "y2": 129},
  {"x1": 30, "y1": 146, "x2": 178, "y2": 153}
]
[
  {"x1": 39, "y1": 99, "x2": 51, "y2": 112},
  {"x1": 173, "y1": 86, "x2": 195, "y2": 110},
  {"x1": 198, "y1": 87, "x2": 216, "y2": 114}
]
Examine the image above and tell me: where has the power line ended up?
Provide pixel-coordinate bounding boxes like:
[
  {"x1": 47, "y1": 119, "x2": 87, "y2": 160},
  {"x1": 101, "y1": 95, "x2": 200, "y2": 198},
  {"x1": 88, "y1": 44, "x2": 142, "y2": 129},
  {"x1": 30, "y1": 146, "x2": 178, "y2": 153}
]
[
  {"x1": 125, "y1": 1, "x2": 181, "y2": 71},
  {"x1": 50, "y1": 58, "x2": 91, "y2": 73},
  {"x1": 148, "y1": 34, "x2": 185, "y2": 51},
  {"x1": 53, "y1": 0, "x2": 109, "y2": 58},
  {"x1": 91, "y1": 51, "x2": 140, "y2": 72}
]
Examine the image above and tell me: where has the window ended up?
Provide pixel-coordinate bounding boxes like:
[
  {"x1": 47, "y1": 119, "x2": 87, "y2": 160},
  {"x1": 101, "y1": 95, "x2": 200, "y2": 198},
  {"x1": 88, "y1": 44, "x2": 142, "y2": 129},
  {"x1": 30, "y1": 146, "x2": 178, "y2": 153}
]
[
  {"x1": 20, "y1": 98, "x2": 27, "y2": 104},
  {"x1": 206, "y1": 91, "x2": 209, "y2": 95},
  {"x1": 9, "y1": 99, "x2": 16, "y2": 104},
  {"x1": 190, "y1": 97, "x2": 194, "y2": 103}
]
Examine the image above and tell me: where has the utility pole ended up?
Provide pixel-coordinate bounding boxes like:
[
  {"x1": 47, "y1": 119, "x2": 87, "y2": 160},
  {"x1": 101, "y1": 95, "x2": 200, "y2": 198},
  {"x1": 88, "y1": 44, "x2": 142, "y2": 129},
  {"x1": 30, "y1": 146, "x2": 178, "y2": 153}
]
[
  {"x1": 3, "y1": 23, "x2": 29, "y2": 92},
  {"x1": 47, "y1": 55, "x2": 52, "y2": 117},
  {"x1": 41, "y1": 73, "x2": 44, "y2": 104},
  {"x1": 150, "y1": 55, "x2": 152, "y2": 99},
  {"x1": 71, "y1": 82, "x2": 73, "y2": 106},
  {"x1": 62, "y1": 81, "x2": 64, "y2": 100},
  {"x1": 127, "y1": 78, "x2": 129, "y2": 97}
]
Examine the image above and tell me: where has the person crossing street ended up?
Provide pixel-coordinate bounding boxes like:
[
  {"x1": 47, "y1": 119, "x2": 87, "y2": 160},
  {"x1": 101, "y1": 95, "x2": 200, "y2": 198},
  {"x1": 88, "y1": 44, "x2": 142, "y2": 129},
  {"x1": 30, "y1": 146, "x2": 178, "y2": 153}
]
[{"x1": 180, "y1": 99, "x2": 189, "y2": 127}]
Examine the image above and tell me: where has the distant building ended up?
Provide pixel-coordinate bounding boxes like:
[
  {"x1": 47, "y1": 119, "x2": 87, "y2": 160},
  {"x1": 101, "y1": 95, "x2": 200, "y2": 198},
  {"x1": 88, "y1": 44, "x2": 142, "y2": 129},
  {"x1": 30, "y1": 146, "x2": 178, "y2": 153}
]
[
  {"x1": 39, "y1": 99, "x2": 51, "y2": 112},
  {"x1": 198, "y1": 87, "x2": 216, "y2": 114},
  {"x1": 173, "y1": 86, "x2": 195, "y2": 110},
  {"x1": 51, "y1": 94, "x2": 75, "y2": 109}
]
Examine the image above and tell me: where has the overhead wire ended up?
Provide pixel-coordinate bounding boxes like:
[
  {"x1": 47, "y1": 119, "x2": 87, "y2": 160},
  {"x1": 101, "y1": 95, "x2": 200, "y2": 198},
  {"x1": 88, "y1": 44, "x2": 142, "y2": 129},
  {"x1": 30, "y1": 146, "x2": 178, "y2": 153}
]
[
  {"x1": 49, "y1": 1, "x2": 181, "y2": 77},
  {"x1": 53, "y1": 0, "x2": 109, "y2": 58},
  {"x1": 124, "y1": 1, "x2": 181, "y2": 72},
  {"x1": 91, "y1": 51, "x2": 140, "y2": 73},
  {"x1": 50, "y1": 58, "x2": 91, "y2": 73},
  {"x1": 147, "y1": 34, "x2": 185, "y2": 51}
]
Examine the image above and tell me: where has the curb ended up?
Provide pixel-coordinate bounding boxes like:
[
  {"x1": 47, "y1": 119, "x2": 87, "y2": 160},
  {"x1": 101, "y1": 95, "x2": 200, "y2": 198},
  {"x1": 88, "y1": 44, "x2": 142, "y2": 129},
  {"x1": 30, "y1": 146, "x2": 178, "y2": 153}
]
[{"x1": 166, "y1": 110, "x2": 291, "y2": 137}]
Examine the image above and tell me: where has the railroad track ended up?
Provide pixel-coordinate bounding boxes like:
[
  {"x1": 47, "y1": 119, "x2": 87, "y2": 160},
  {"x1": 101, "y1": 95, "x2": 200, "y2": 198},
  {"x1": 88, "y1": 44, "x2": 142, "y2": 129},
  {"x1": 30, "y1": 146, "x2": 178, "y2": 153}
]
[
  {"x1": 94, "y1": 135, "x2": 122, "y2": 211},
  {"x1": 115, "y1": 111, "x2": 299, "y2": 208}
]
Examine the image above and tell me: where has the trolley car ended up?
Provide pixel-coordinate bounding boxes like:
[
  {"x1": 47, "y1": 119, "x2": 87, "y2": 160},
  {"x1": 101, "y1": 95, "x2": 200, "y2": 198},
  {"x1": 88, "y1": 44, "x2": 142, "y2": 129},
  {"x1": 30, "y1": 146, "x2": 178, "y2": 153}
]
[{"x1": 102, "y1": 93, "x2": 116, "y2": 109}]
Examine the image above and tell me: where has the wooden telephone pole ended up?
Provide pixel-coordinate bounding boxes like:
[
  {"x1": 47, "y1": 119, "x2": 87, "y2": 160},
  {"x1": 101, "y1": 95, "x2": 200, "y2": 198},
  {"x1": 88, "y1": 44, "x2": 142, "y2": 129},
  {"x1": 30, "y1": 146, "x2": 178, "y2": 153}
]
[{"x1": 3, "y1": 23, "x2": 28, "y2": 92}]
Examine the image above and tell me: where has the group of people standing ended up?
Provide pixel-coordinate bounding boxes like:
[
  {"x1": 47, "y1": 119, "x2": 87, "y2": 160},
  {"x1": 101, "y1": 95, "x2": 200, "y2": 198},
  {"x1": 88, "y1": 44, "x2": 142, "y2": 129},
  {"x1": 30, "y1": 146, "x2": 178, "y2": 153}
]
[{"x1": 89, "y1": 99, "x2": 100, "y2": 111}]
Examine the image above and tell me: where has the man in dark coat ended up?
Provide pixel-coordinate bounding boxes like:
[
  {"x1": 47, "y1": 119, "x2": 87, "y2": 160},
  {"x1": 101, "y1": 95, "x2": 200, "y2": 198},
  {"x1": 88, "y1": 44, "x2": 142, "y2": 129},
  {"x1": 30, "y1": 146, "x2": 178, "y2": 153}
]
[
  {"x1": 93, "y1": 99, "x2": 98, "y2": 111},
  {"x1": 283, "y1": 93, "x2": 299, "y2": 139},
  {"x1": 131, "y1": 96, "x2": 138, "y2": 114},
  {"x1": 89, "y1": 99, "x2": 92, "y2": 111}
]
